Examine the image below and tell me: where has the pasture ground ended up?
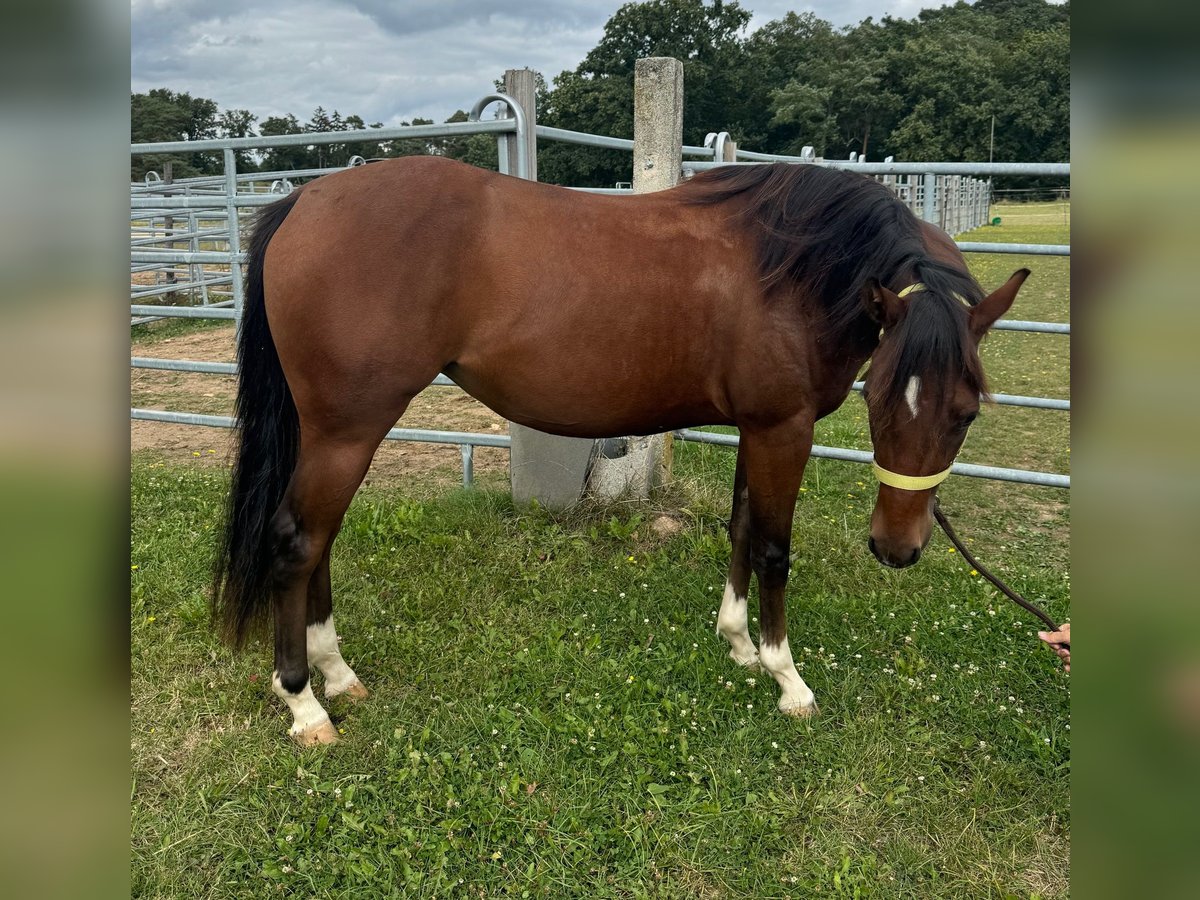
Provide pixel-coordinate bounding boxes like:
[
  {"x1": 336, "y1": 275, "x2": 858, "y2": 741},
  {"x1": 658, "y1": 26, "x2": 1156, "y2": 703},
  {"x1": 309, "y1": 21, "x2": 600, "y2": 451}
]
[{"x1": 131, "y1": 201, "x2": 1070, "y2": 898}]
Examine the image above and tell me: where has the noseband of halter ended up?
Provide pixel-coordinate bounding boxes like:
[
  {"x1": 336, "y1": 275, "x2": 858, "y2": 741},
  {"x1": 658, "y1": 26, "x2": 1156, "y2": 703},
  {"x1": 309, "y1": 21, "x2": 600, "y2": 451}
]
[
  {"x1": 870, "y1": 281, "x2": 956, "y2": 492},
  {"x1": 871, "y1": 461, "x2": 953, "y2": 491}
]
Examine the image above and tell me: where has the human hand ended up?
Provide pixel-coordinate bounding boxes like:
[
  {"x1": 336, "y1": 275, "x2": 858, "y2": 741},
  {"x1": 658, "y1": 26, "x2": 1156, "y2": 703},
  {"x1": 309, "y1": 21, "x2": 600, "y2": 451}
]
[{"x1": 1037, "y1": 622, "x2": 1070, "y2": 672}]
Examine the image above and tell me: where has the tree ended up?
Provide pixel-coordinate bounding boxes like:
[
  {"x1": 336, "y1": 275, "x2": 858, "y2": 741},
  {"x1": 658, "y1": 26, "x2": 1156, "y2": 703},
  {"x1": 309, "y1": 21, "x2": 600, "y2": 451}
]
[
  {"x1": 539, "y1": 0, "x2": 752, "y2": 186},
  {"x1": 997, "y1": 24, "x2": 1070, "y2": 163},
  {"x1": 130, "y1": 88, "x2": 221, "y2": 181},
  {"x1": 257, "y1": 114, "x2": 309, "y2": 172},
  {"x1": 737, "y1": 12, "x2": 838, "y2": 150},
  {"x1": 769, "y1": 81, "x2": 834, "y2": 156},
  {"x1": 219, "y1": 108, "x2": 257, "y2": 171},
  {"x1": 439, "y1": 110, "x2": 498, "y2": 170}
]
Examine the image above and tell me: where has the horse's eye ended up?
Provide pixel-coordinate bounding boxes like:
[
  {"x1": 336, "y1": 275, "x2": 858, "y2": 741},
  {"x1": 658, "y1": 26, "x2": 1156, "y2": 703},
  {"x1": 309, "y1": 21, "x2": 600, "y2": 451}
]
[{"x1": 959, "y1": 412, "x2": 978, "y2": 429}]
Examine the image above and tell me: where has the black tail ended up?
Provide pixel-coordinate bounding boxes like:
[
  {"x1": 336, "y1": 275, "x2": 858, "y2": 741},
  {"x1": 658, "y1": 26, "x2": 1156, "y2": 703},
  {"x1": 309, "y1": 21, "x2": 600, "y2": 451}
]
[{"x1": 212, "y1": 191, "x2": 302, "y2": 646}]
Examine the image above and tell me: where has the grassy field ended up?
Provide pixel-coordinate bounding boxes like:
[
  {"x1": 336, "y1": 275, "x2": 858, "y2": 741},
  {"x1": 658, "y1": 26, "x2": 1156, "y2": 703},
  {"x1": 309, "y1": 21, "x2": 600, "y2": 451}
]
[{"x1": 131, "y1": 202, "x2": 1070, "y2": 898}]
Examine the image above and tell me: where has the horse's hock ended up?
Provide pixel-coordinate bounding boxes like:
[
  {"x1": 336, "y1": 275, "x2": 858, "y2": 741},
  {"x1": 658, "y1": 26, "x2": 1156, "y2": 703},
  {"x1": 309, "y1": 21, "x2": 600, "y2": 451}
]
[{"x1": 509, "y1": 58, "x2": 683, "y2": 509}]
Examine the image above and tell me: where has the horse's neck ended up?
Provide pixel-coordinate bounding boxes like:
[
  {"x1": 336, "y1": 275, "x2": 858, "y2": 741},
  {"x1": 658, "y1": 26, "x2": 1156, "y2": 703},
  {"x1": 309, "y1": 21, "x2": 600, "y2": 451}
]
[{"x1": 809, "y1": 312, "x2": 878, "y2": 417}]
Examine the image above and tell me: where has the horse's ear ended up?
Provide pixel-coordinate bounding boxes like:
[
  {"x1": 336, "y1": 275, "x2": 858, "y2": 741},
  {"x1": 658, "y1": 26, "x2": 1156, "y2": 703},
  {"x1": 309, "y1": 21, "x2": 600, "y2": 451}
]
[
  {"x1": 970, "y1": 269, "x2": 1029, "y2": 338},
  {"x1": 864, "y1": 280, "x2": 905, "y2": 329}
]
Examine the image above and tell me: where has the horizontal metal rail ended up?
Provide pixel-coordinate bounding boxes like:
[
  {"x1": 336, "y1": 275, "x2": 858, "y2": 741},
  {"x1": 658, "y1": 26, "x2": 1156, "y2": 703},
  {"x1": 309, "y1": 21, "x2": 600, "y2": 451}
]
[
  {"x1": 132, "y1": 357, "x2": 236, "y2": 375},
  {"x1": 131, "y1": 118, "x2": 515, "y2": 155},
  {"x1": 673, "y1": 429, "x2": 1069, "y2": 488},
  {"x1": 132, "y1": 195, "x2": 282, "y2": 210},
  {"x1": 131, "y1": 408, "x2": 505, "y2": 488},
  {"x1": 130, "y1": 305, "x2": 237, "y2": 320},
  {"x1": 848, "y1": 381, "x2": 1068, "y2": 411},
  {"x1": 131, "y1": 228, "x2": 230, "y2": 246},
  {"x1": 958, "y1": 242, "x2": 1070, "y2": 256},
  {"x1": 536, "y1": 126, "x2": 634, "y2": 151},
  {"x1": 130, "y1": 300, "x2": 234, "y2": 326},
  {"x1": 132, "y1": 249, "x2": 239, "y2": 264},
  {"x1": 132, "y1": 407, "x2": 512, "y2": 447},
  {"x1": 535, "y1": 125, "x2": 716, "y2": 158},
  {"x1": 131, "y1": 278, "x2": 232, "y2": 300},
  {"x1": 686, "y1": 159, "x2": 1070, "y2": 176},
  {"x1": 992, "y1": 320, "x2": 1070, "y2": 334},
  {"x1": 131, "y1": 358, "x2": 459, "y2": 389}
]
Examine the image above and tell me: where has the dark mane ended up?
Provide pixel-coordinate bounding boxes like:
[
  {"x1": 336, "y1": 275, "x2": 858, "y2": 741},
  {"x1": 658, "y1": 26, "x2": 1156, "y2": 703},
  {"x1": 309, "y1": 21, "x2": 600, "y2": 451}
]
[{"x1": 680, "y1": 163, "x2": 989, "y2": 420}]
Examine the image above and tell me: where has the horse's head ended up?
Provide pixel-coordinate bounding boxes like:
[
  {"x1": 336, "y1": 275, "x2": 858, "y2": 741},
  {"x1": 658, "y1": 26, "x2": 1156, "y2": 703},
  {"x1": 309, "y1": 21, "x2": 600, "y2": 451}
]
[{"x1": 860, "y1": 269, "x2": 1029, "y2": 568}]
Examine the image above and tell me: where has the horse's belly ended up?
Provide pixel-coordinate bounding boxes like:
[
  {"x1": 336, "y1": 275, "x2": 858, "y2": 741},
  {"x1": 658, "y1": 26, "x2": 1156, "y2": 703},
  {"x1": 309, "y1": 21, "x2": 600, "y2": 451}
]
[{"x1": 444, "y1": 362, "x2": 727, "y2": 438}]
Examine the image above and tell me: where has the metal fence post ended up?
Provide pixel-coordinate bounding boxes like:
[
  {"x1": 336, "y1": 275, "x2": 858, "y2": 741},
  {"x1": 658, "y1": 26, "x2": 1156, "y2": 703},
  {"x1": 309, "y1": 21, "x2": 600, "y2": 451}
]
[
  {"x1": 922, "y1": 171, "x2": 936, "y2": 224},
  {"x1": 223, "y1": 148, "x2": 244, "y2": 333}
]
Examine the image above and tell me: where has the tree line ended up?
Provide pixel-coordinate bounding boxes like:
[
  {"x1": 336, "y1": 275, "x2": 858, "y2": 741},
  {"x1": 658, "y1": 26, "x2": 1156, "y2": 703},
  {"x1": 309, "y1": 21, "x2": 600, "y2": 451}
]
[{"x1": 131, "y1": 0, "x2": 1068, "y2": 188}]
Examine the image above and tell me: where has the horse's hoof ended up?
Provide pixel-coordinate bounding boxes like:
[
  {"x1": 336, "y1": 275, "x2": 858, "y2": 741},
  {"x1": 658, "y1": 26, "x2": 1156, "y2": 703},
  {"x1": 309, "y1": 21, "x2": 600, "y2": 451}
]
[
  {"x1": 779, "y1": 698, "x2": 819, "y2": 718},
  {"x1": 729, "y1": 649, "x2": 761, "y2": 671},
  {"x1": 327, "y1": 678, "x2": 369, "y2": 701},
  {"x1": 292, "y1": 720, "x2": 339, "y2": 747}
]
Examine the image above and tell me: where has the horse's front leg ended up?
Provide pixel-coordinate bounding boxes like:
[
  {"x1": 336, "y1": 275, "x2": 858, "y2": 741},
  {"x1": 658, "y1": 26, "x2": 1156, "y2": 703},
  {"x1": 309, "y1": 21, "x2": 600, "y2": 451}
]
[
  {"x1": 717, "y1": 447, "x2": 759, "y2": 668},
  {"x1": 740, "y1": 419, "x2": 818, "y2": 717}
]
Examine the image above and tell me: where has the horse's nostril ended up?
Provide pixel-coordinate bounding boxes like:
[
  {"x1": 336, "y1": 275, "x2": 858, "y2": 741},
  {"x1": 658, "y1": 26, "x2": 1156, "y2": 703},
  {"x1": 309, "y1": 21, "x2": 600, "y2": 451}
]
[{"x1": 910, "y1": 547, "x2": 922, "y2": 566}]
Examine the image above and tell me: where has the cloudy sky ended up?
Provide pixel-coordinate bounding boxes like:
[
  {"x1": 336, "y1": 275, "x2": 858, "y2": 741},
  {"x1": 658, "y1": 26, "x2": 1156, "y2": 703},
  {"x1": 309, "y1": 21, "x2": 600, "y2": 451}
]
[{"x1": 131, "y1": 1, "x2": 943, "y2": 126}]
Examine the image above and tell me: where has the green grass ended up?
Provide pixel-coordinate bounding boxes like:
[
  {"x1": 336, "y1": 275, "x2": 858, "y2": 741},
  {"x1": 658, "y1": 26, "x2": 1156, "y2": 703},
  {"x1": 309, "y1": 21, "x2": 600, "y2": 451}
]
[{"x1": 131, "y1": 204, "x2": 1070, "y2": 898}]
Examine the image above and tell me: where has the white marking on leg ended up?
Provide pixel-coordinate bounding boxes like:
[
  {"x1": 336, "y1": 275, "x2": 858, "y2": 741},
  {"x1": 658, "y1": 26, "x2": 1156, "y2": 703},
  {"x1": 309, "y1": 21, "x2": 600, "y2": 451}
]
[
  {"x1": 759, "y1": 637, "x2": 816, "y2": 714},
  {"x1": 716, "y1": 581, "x2": 759, "y2": 668},
  {"x1": 307, "y1": 616, "x2": 363, "y2": 698},
  {"x1": 905, "y1": 376, "x2": 922, "y2": 418},
  {"x1": 272, "y1": 672, "x2": 332, "y2": 737}
]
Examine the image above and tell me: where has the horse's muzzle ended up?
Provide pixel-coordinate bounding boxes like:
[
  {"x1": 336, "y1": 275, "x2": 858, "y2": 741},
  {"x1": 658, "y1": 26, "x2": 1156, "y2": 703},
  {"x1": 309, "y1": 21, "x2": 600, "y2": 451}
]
[{"x1": 868, "y1": 536, "x2": 922, "y2": 569}]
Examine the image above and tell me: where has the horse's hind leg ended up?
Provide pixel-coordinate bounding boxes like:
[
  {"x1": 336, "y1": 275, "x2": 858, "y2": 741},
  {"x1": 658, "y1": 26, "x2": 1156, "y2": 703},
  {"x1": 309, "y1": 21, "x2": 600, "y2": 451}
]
[
  {"x1": 717, "y1": 447, "x2": 759, "y2": 668},
  {"x1": 269, "y1": 429, "x2": 380, "y2": 746},
  {"x1": 306, "y1": 541, "x2": 369, "y2": 700}
]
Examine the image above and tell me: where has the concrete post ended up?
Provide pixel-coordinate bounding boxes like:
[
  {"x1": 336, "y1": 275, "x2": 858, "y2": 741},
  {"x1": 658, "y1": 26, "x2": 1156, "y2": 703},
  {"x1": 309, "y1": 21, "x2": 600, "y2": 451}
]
[
  {"x1": 502, "y1": 69, "x2": 599, "y2": 509},
  {"x1": 631, "y1": 57, "x2": 684, "y2": 193},
  {"x1": 587, "y1": 57, "x2": 683, "y2": 501}
]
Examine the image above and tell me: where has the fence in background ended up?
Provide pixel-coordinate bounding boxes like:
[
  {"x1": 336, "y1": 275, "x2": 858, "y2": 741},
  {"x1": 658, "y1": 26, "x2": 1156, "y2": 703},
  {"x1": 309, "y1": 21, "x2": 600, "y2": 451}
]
[{"x1": 131, "y1": 68, "x2": 1070, "y2": 491}]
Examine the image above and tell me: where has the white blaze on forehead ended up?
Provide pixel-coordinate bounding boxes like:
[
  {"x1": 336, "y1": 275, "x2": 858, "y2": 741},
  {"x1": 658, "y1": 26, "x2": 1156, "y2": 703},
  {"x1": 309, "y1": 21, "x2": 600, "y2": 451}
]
[{"x1": 904, "y1": 376, "x2": 922, "y2": 418}]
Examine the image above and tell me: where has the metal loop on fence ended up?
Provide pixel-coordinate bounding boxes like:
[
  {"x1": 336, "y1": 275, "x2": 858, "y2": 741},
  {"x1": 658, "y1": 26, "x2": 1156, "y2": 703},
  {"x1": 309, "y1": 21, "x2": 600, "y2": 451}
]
[{"x1": 468, "y1": 93, "x2": 529, "y2": 180}]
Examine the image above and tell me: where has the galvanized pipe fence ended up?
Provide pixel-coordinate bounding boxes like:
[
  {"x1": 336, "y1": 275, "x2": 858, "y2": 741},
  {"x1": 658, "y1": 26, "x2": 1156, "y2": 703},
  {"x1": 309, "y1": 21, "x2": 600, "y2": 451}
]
[{"x1": 131, "y1": 79, "x2": 1069, "y2": 491}]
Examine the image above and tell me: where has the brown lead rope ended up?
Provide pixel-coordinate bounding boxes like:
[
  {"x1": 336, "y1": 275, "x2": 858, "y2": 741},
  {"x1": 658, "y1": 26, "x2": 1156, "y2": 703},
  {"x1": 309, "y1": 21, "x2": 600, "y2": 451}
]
[{"x1": 933, "y1": 498, "x2": 1068, "y2": 649}]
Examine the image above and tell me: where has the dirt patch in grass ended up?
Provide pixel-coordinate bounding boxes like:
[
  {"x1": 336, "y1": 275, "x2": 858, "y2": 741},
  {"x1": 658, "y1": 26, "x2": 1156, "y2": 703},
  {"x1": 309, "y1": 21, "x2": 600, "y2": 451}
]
[{"x1": 131, "y1": 323, "x2": 511, "y2": 484}]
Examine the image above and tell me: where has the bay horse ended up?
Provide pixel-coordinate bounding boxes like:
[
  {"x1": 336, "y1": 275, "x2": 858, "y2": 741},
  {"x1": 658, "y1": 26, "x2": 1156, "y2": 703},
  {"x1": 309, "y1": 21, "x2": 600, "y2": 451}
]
[{"x1": 213, "y1": 157, "x2": 1026, "y2": 745}]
